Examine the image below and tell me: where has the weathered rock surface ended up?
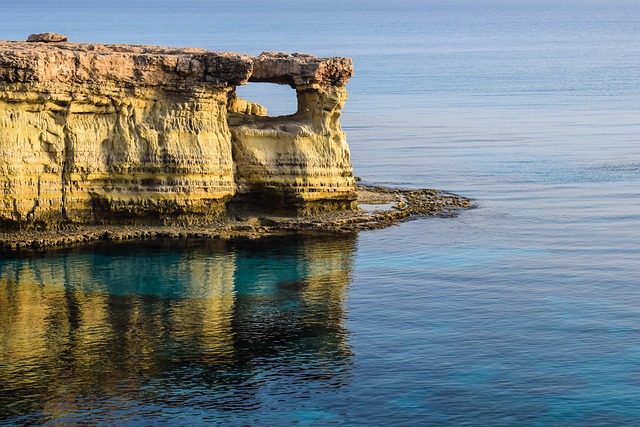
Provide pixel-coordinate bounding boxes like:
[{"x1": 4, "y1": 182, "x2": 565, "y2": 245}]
[
  {"x1": 0, "y1": 186, "x2": 472, "y2": 251},
  {"x1": 0, "y1": 38, "x2": 356, "y2": 229},
  {"x1": 229, "y1": 53, "x2": 355, "y2": 214},
  {"x1": 26, "y1": 32, "x2": 68, "y2": 43}
]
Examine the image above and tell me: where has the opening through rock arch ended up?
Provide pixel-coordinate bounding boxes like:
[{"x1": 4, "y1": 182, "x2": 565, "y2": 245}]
[{"x1": 235, "y1": 82, "x2": 298, "y2": 117}]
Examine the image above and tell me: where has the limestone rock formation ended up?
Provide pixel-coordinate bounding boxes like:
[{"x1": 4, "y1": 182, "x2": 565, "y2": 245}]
[
  {"x1": 229, "y1": 52, "x2": 355, "y2": 214},
  {"x1": 0, "y1": 38, "x2": 356, "y2": 229},
  {"x1": 26, "y1": 32, "x2": 68, "y2": 43}
]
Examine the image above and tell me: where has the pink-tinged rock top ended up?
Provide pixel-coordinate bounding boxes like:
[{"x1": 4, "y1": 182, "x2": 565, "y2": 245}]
[
  {"x1": 0, "y1": 40, "x2": 353, "y2": 88},
  {"x1": 250, "y1": 52, "x2": 353, "y2": 87}
]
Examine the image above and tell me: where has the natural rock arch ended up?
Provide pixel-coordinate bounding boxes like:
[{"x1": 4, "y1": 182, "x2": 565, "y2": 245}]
[{"x1": 0, "y1": 39, "x2": 356, "y2": 228}]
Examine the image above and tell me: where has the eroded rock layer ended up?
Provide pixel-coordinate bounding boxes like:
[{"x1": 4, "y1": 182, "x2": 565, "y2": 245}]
[{"x1": 0, "y1": 39, "x2": 356, "y2": 228}]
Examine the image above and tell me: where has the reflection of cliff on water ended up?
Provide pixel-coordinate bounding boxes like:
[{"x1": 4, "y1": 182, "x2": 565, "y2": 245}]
[{"x1": 0, "y1": 235, "x2": 355, "y2": 424}]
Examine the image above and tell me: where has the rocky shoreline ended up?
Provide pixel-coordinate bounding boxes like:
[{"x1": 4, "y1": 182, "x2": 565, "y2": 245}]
[
  {"x1": 0, "y1": 36, "x2": 471, "y2": 247},
  {"x1": 0, "y1": 186, "x2": 471, "y2": 251}
]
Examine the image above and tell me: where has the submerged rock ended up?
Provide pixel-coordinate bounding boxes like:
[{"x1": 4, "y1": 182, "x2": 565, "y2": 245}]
[{"x1": 0, "y1": 186, "x2": 472, "y2": 251}]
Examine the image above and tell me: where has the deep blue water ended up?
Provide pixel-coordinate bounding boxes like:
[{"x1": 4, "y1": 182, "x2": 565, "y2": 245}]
[{"x1": 2, "y1": 0, "x2": 640, "y2": 425}]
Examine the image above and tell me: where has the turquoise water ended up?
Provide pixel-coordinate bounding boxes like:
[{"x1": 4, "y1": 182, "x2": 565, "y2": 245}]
[{"x1": 2, "y1": 0, "x2": 640, "y2": 425}]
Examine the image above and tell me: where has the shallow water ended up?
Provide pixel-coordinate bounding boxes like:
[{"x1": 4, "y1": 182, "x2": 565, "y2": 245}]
[
  {"x1": 2, "y1": 0, "x2": 640, "y2": 425},
  {"x1": 0, "y1": 237, "x2": 356, "y2": 425}
]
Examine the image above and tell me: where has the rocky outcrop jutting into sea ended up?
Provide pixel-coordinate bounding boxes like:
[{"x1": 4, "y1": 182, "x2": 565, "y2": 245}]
[{"x1": 0, "y1": 35, "x2": 356, "y2": 229}]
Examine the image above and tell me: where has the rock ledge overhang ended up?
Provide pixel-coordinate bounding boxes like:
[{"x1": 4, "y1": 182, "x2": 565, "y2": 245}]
[{"x1": 0, "y1": 41, "x2": 353, "y2": 88}]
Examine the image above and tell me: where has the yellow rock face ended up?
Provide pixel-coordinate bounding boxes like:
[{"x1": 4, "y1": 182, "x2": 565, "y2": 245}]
[
  {"x1": 0, "y1": 84, "x2": 236, "y2": 226},
  {"x1": 229, "y1": 84, "x2": 356, "y2": 214},
  {"x1": 0, "y1": 41, "x2": 356, "y2": 228}
]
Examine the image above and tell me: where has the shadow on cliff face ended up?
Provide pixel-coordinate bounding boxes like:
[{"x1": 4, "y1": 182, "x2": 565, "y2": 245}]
[{"x1": 0, "y1": 234, "x2": 356, "y2": 424}]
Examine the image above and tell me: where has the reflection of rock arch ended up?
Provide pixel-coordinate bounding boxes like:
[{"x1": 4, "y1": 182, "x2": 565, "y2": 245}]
[{"x1": 0, "y1": 235, "x2": 355, "y2": 423}]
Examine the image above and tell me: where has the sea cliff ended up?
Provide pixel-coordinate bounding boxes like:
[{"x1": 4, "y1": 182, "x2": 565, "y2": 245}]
[
  {"x1": 0, "y1": 35, "x2": 356, "y2": 229},
  {"x1": 0, "y1": 34, "x2": 470, "y2": 248}
]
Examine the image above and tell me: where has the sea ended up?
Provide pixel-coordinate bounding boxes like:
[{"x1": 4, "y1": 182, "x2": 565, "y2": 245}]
[{"x1": 1, "y1": 0, "x2": 640, "y2": 425}]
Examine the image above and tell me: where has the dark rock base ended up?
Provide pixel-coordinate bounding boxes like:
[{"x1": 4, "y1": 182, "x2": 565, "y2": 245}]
[{"x1": 0, "y1": 186, "x2": 472, "y2": 252}]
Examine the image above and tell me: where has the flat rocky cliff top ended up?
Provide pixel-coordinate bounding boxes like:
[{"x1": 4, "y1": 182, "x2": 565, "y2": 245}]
[{"x1": 0, "y1": 36, "x2": 353, "y2": 87}]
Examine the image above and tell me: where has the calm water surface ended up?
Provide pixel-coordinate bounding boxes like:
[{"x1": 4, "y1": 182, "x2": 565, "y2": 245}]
[{"x1": 1, "y1": 0, "x2": 640, "y2": 425}]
